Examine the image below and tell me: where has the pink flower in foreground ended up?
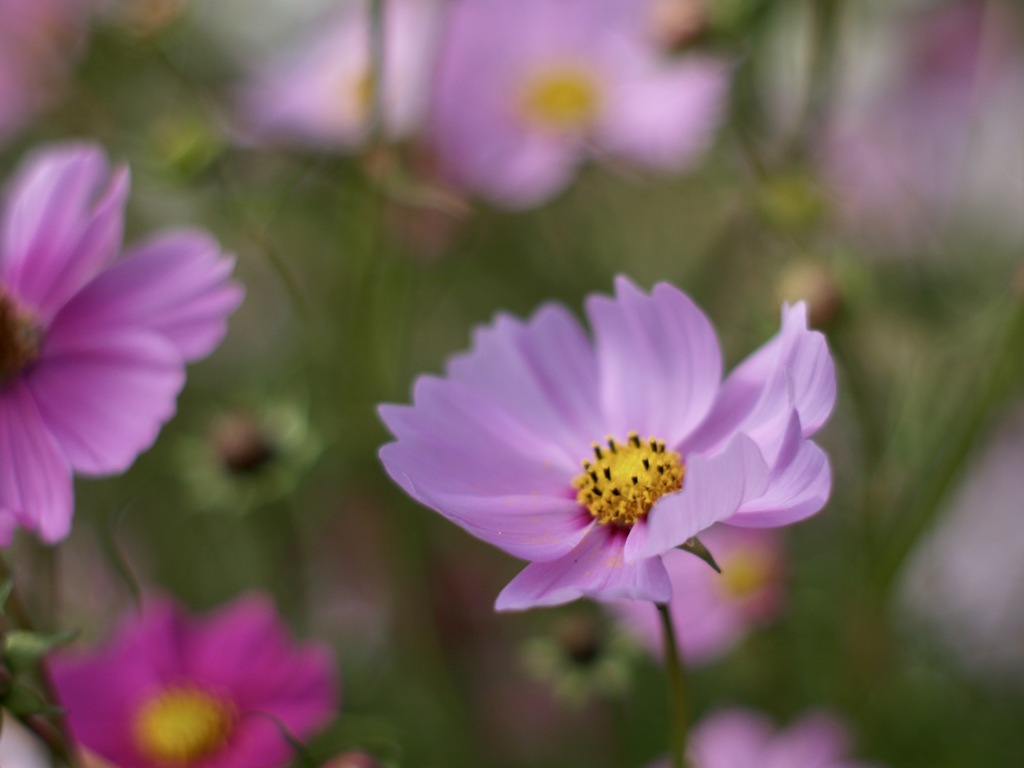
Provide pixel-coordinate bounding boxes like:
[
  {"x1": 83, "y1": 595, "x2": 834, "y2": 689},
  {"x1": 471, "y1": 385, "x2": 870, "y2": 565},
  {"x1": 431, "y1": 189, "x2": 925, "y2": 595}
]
[
  {"x1": 237, "y1": 0, "x2": 440, "y2": 151},
  {"x1": 0, "y1": 143, "x2": 243, "y2": 544},
  {"x1": 0, "y1": 0, "x2": 89, "y2": 144},
  {"x1": 429, "y1": 0, "x2": 728, "y2": 208},
  {"x1": 650, "y1": 709, "x2": 881, "y2": 768},
  {"x1": 612, "y1": 525, "x2": 785, "y2": 665},
  {"x1": 379, "y1": 277, "x2": 835, "y2": 611},
  {"x1": 52, "y1": 594, "x2": 339, "y2": 768}
]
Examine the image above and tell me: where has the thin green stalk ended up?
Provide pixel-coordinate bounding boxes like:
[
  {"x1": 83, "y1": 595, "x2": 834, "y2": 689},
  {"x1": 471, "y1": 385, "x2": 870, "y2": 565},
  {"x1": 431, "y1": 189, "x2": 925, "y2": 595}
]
[{"x1": 658, "y1": 603, "x2": 691, "y2": 768}]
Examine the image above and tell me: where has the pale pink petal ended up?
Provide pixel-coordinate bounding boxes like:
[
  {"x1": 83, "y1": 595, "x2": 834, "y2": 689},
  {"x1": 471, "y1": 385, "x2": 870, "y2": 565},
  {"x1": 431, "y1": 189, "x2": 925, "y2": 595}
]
[
  {"x1": 762, "y1": 713, "x2": 850, "y2": 768},
  {"x1": 27, "y1": 322, "x2": 185, "y2": 476},
  {"x1": 1, "y1": 144, "x2": 128, "y2": 319},
  {"x1": 495, "y1": 525, "x2": 671, "y2": 610},
  {"x1": 598, "y1": 56, "x2": 729, "y2": 170},
  {"x1": 625, "y1": 434, "x2": 768, "y2": 562},
  {"x1": 689, "y1": 710, "x2": 775, "y2": 768},
  {"x1": 55, "y1": 229, "x2": 244, "y2": 362},
  {"x1": 731, "y1": 437, "x2": 831, "y2": 527},
  {"x1": 446, "y1": 303, "x2": 603, "y2": 460},
  {"x1": 0, "y1": 380, "x2": 73, "y2": 543},
  {"x1": 586, "y1": 277, "x2": 722, "y2": 444}
]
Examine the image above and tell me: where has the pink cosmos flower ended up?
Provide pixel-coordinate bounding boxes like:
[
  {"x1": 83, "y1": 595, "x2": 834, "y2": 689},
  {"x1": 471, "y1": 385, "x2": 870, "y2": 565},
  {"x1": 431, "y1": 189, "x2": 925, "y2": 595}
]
[
  {"x1": 0, "y1": 0, "x2": 89, "y2": 144},
  {"x1": 237, "y1": 0, "x2": 440, "y2": 151},
  {"x1": 428, "y1": 0, "x2": 729, "y2": 208},
  {"x1": 0, "y1": 143, "x2": 243, "y2": 544},
  {"x1": 611, "y1": 524, "x2": 785, "y2": 665},
  {"x1": 379, "y1": 277, "x2": 835, "y2": 611},
  {"x1": 52, "y1": 594, "x2": 339, "y2": 768},
  {"x1": 649, "y1": 709, "x2": 880, "y2": 768}
]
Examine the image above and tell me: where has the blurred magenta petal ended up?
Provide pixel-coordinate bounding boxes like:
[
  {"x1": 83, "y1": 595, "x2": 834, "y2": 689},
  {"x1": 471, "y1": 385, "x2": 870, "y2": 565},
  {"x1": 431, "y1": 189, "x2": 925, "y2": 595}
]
[
  {"x1": 0, "y1": 380, "x2": 72, "y2": 543},
  {"x1": 0, "y1": 142, "x2": 242, "y2": 543},
  {"x1": 380, "y1": 277, "x2": 836, "y2": 610},
  {"x1": 52, "y1": 594, "x2": 338, "y2": 768},
  {"x1": 429, "y1": 0, "x2": 729, "y2": 208}
]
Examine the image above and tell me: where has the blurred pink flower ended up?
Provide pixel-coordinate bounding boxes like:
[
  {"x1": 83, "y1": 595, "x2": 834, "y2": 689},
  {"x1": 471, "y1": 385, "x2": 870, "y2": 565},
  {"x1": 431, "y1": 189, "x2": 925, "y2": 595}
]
[
  {"x1": 52, "y1": 594, "x2": 339, "y2": 768},
  {"x1": 0, "y1": 0, "x2": 89, "y2": 144},
  {"x1": 0, "y1": 143, "x2": 243, "y2": 544},
  {"x1": 612, "y1": 525, "x2": 785, "y2": 665},
  {"x1": 379, "y1": 277, "x2": 835, "y2": 611},
  {"x1": 429, "y1": 0, "x2": 728, "y2": 208},
  {"x1": 237, "y1": 0, "x2": 440, "y2": 150},
  {"x1": 650, "y1": 709, "x2": 880, "y2": 768},
  {"x1": 822, "y1": 0, "x2": 1024, "y2": 247}
]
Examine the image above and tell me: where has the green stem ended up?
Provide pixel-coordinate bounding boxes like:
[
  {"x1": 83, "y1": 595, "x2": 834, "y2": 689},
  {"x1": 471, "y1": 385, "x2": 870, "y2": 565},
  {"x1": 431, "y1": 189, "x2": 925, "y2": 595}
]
[{"x1": 658, "y1": 603, "x2": 690, "y2": 768}]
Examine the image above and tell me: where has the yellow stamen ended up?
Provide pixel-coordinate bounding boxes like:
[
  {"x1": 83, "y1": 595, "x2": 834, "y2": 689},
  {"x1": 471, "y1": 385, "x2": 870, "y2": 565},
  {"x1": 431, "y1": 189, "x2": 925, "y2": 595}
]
[
  {"x1": 134, "y1": 686, "x2": 235, "y2": 765},
  {"x1": 573, "y1": 432, "x2": 684, "y2": 526},
  {"x1": 519, "y1": 67, "x2": 600, "y2": 130}
]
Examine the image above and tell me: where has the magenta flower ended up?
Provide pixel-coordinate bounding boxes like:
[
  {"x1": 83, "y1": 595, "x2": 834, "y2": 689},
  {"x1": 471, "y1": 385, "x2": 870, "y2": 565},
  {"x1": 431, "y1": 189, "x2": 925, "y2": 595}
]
[
  {"x1": 650, "y1": 709, "x2": 880, "y2": 768},
  {"x1": 52, "y1": 594, "x2": 338, "y2": 768},
  {"x1": 237, "y1": 0, "x2": 440, "y2": 151},
  {"x1": 0, "y1": 143, "x2": 243, "y2": 544},
  {"x1": 429, "y1": 0, "x2": 728, "y2": 208},
  {"x1": 379, "y1": 277, "x2": 835, "y2": 611},
  {"x1": 612, "y1": 525, "x2": 785, "y2": 665}
]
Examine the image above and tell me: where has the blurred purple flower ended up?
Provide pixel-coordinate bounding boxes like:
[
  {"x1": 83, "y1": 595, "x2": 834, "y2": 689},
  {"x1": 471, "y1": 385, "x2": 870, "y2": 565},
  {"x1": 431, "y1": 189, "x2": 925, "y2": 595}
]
[
  {"x1": 822, "y1": 0, "x2": 1023, "y2": 247},
  {"x1": 237, "y1": 0, "x2": 440, "y2": 150},
  {"x1": 650, "y1": 709, "x2": 880, "y2": 768},
  {"x1": 379, "y1": 277, "x2": 835, "y2": 611},
  {"x1": 0, "y1": 0, "x2": 89, "y2": 144},
  {"x1": 52, "y1": 594, "x2": 338, "y2": 768},
  {"x1": 612, "y1": 525, "x2": 785, "y2": 665},
  {"x1": 0, "y1": 143, "x2": 243, "y2": 544},
  {"x1": 429, "y1": 0, "x2": 728, "y2": 208}
]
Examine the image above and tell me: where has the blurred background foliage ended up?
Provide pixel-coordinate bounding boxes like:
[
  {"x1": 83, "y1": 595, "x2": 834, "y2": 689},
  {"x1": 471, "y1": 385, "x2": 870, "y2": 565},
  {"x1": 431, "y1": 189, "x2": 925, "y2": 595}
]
[{"x1": 3, "y1": 0, "x2": 1024, "y2": 765}]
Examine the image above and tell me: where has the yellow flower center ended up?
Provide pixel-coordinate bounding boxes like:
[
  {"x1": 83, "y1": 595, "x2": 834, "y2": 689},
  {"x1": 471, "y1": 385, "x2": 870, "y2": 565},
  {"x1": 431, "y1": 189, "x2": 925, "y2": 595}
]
[
  {"x1": 0, "y1": 290, "x2": 41, "y2": 386},
  {"x1": 133, "y1": 686, "x2": 235, "y2": 765},
  {"x1": 718, "y1": 548, "x2": 772, "y2": 598},
  {"x1": 519, "y1": 67, "x2": 600, "y2": 131},
  {"x1": 573, "y1": 432, "x2": 685, "y2": 526}
]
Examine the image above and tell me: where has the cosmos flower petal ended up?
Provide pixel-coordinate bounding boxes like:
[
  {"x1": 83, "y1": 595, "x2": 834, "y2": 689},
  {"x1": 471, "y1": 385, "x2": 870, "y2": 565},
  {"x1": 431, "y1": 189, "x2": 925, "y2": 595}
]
[
  {"x1": 446, "y1": 303, "x2": 603, "y2": 459},
  {"x1": 626, "y1": 433, "x2": 767, "y2": 562},
  {"x1": 26, "y1": 323, "x2": 185, "y2": 476},
  {"x1": 730, "y1": 439, "x2": 831, "y2": 527},
  {"x1": 597, "y1": 56, "x2": 729, "y2": 170},
  {"x1": 0, "y1": 380, "x2": 72, "y2": 543},
  {"x1": 1, "y1": 144, "x2": 128, "y2": 319},
  {"x1": 762, "y1": 713, "x2": 851, "y2": 768},
  {"x1": 684, "y1": 302, "x2": 834, "y2": 455},
  {"x1": 587, "y1": 276, "x2": 722, "y2": 444},
  {"x1": 54, "y1": 229, "x2": 245, "y2": 362},
  {"x1": 690, "y1": 710, "x2": 775, "y2": 766},
  {"x1": 495, "y1": 525, "x2": 671, "y2": 611},
  {"x1": 381, "y1": 442, "x2": 592, "y2": 561}
]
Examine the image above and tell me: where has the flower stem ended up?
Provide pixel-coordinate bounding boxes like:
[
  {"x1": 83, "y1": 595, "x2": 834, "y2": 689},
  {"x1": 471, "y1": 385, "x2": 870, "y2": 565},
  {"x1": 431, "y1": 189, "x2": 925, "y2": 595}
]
[{"x1": 657, "y1": 602, "x2": 690, "y2": 768}]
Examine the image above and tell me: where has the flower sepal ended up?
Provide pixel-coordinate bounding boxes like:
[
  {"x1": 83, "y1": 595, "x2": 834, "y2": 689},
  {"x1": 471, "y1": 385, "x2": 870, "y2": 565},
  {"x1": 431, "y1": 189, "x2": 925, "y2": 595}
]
[{"x1": 677, "y1": 536, "x2": 721, "y2": 574}]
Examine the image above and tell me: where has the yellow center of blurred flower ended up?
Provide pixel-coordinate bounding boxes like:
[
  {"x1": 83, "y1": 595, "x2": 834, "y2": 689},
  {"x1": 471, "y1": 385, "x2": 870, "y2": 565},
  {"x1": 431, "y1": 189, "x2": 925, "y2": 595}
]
[
  {"x1": 520, "y1": 67, "x2": 600, "y2": 130},
  {"x1": 351, "y1": 70, "x2": 377, "y2": 117},
  {"x1": 718, "y1": 548, "x2": 771, "y2": 598},
  {"x1": 134, "y1": 686, "x2": 235, "y2": 765},
  {"x1": 573, "y1": 432, "x2": 684, "y2": 526},
  {"x1": 0, "y1": 290, "x2": 41, "y2": 386}
]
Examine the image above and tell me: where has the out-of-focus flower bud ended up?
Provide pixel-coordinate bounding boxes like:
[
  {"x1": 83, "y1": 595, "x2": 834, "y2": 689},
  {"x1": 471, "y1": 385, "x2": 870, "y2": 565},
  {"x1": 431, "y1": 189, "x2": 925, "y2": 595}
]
[
  {"x1": 776, "y1": 260, "x2": 844, "y2": 329},
  {"x1": 648, "y1": 0, "x2": 707, "y2": 50},
  {"x1": 322, "y1": 752, "x2": 382, "y2": 768}
]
